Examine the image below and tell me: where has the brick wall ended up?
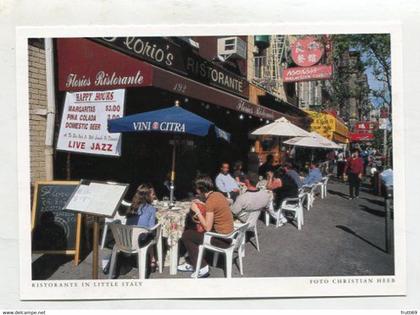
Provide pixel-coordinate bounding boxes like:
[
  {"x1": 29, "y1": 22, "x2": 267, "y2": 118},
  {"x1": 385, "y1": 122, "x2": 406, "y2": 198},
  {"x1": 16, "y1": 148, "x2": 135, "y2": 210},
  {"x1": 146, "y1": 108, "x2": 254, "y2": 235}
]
[{"x1": 28, "y1": 40, "x2": 48, "y2": 184}]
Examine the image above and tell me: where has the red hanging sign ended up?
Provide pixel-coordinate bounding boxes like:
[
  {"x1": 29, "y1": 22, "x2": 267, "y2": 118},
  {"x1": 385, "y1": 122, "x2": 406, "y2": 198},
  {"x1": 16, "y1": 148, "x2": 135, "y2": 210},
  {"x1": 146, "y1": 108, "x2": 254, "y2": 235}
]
[
  {"x1": 283, "y1": 64, "x2": 333, "y2": 82},
  {"x1": 291, "y1": 36, "x2": 325, "y2": 67}
]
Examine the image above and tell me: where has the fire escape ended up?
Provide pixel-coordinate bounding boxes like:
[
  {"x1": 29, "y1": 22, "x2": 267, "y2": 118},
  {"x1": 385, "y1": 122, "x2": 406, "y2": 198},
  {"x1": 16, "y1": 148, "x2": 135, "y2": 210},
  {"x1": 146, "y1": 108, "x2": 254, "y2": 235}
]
[{"x1": 252, "y1": 35, "x2": 288, "y2": 99}]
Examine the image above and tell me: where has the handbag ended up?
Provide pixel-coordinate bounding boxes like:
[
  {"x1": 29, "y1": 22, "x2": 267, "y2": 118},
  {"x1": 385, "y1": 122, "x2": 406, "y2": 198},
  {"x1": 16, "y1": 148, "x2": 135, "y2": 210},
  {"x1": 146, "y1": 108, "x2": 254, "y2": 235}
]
[{"x1": 193, "y1": 202, "x2": 207, "y2": 233}]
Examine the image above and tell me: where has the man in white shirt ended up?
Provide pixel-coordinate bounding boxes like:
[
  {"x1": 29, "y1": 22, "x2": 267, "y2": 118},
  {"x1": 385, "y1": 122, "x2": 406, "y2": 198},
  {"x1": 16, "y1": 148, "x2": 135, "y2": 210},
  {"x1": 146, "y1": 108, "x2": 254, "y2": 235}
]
[
  {"x1": 231, "y1": 172, "x2": 271, "y2": 223},
  {"x1": 336, "y1": 150, "x2": 346, "y2": 179},
  {"x1": 215, "y1": 162, "x2": 240, "y2": 201}
]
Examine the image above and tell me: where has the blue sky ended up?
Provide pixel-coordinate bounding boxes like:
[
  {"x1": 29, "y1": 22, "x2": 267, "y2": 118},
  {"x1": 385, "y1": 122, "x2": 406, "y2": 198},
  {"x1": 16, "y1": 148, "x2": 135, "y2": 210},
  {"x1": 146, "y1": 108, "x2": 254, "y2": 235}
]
[
  {"x1": 366, "y1": 68, "x2": 383, "y2": 107},
  {"x1": 362, "y1": 53, "x2": 390, "y2": 108}
]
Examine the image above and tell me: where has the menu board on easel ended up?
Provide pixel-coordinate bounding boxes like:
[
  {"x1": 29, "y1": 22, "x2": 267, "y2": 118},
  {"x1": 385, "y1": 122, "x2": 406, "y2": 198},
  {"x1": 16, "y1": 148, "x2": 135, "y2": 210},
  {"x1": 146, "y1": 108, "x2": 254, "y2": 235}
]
[
  {"x1": 31, "y1": 181, "x2": 82, "y2": 266},
  {"x1": 64, "y1": 180, "x2": 129, "y2": 218},
  {"x1": 63, "y1": 179, "x2": 129, "y2": 279}
]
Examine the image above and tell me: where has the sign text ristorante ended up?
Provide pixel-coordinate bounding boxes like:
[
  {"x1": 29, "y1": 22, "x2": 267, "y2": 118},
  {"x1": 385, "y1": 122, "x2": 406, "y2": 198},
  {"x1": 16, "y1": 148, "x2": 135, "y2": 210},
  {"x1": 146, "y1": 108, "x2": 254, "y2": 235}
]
[
  {"x1": 57, "y1": 38, "x2": 154, "y2": 91},
  {"x1": 91, "y1": 37, "x2": 248, "y2": 97},
  {"x1": 65, "y1": 70, "x2": 145, "y2": 89}
]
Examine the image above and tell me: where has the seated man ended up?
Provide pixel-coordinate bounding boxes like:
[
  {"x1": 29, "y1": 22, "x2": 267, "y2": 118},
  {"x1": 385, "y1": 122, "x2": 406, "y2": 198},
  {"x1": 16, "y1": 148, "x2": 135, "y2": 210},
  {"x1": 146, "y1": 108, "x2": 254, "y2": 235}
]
[
  {"x1": 302, "y1": 162, "x2": 323, "y2": 186},
  {"x1": 284, "y1": 162, "x2": 303, "y2": 189},
  {"x1": 231, "y1": 172, "x2": 271, "y2": 223},
  {"x1": 266, "y1": 167, "x2": 299, "y2": 227},
  {"x1": 215, "y1": 162, "x2": 240, "y2": 201}
]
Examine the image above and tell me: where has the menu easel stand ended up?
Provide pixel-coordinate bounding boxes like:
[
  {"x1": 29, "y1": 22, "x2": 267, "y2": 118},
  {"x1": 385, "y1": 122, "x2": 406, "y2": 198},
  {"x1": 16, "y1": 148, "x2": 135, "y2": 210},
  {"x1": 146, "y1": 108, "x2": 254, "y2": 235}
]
[
  {"x1": 92, "y1": 216, "x2": 100, "y2": 279},
  {"x1": 64, "y1": 179, "x2": 129, "y2": 279},
  {"x1": 31, "y1": 181, "x2": 83, "y2": 266}
]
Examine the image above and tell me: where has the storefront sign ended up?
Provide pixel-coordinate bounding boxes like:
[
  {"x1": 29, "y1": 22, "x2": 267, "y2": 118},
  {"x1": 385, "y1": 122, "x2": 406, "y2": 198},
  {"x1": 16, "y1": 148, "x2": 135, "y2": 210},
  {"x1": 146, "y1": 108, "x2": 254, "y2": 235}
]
[
  {"x1": 153, "y1": 67, "x2": 277, "y2": 121},
  {"x1": 56, "y1": 89, "x2": 125, "y2": 156},
  {"x1": 291, "y1": 36, "x2": 325, "y2": 67},
  {"x1": 305, "y1": 110, "x2": 349, "y2": 143},
  {"x1": 57, "y1": 39, "x2": 283, "y2": 122},
  {"x1": 91, "y1": 37, "x2": 249, "y2": 97},
  {"x1": 354, "y1": 122, "x2": 377, "y2": 131},
  {"x1": 57, "y1": 38, "x2": 153, "y2": 91},
  {"x1": 283, "y1": 64, "x2": 333, "y2": 82},
  {"x1": 349, "y1": 132, "x2": 375, "y2": 141}
]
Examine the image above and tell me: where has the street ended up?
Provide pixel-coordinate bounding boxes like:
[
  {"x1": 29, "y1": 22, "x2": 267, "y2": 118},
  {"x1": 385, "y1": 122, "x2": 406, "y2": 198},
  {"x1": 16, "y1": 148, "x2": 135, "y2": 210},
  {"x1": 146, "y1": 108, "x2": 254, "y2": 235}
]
[{"x1": 31, "y1": 179, "x2": 394, "y2": 280}]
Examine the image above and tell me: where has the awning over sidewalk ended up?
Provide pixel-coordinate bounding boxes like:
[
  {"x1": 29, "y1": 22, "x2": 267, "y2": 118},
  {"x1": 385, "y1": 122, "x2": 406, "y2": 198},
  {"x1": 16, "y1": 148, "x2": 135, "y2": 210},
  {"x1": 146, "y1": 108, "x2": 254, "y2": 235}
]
[{"x1": 56, "y1": 38, "x2": 307, "y2": 124}]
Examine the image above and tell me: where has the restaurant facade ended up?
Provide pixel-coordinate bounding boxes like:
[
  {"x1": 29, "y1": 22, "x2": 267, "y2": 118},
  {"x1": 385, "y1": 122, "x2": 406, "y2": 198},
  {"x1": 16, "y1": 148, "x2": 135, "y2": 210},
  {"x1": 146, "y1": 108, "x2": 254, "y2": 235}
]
[{"x1": 29, "y1": 36, "x2": 310, "y2": 199}]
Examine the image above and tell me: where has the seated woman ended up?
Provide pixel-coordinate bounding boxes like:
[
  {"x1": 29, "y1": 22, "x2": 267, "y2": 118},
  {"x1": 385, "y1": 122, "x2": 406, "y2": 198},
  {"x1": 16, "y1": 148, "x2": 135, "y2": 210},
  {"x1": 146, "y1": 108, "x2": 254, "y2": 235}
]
[
  {"x1": 233, "y1": 160, "x2": 247, "y2": 185},
  {"x1": 178, "y1": 175, "x2": 234, "y2": 278},
  {"x1": 266, "y1": 167, "x2": 299, "y2": 227},
  {"x1": 125, "y1": 183, "x2": 159, "y2": 272}
]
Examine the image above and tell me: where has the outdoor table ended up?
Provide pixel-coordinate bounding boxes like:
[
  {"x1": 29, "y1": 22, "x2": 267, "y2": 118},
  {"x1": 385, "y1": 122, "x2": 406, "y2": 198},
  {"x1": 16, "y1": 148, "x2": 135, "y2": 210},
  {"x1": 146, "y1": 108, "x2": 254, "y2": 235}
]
[{"x1": 155, "y1": 201, "x2": 191, "y2": 275}]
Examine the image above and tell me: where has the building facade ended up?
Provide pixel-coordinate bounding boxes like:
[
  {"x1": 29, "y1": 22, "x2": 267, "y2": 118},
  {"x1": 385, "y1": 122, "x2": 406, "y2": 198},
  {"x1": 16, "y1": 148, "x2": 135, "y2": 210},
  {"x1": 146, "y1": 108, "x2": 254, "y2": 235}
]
[
  {"x1": 337, "y1": 50, "x2": 370, "y2": 125},
  {"x1": 28, "y1": 39, "x2": 48, "y2": 184},
  {"x1": 27, "y1": 36, "x2": 311, "y2": 198}
]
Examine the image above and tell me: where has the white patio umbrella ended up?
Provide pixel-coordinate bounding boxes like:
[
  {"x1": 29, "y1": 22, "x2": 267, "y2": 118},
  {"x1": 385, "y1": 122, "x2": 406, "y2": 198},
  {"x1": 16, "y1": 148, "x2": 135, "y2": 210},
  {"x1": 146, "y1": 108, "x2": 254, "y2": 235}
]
[
  {"x1": 284, "y1": 131, "x2": 341, "y2": 149},
  {"x1": 250, "y1": 117, "x2": 311, "y2": 137}
]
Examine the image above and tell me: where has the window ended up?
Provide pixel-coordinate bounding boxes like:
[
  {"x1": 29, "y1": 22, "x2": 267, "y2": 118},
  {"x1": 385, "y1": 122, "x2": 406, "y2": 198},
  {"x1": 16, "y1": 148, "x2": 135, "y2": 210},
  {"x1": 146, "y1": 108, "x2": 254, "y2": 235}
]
[{"x1": 224, "y1": 38, "x2": 236, "y2": 50}]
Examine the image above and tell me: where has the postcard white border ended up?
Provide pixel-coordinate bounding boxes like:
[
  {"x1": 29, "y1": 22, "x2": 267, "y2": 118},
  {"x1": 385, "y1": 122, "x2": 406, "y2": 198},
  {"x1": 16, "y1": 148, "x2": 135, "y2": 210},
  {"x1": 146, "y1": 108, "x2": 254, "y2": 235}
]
[{"x1": 17, "y1": 22, "x2": 405, "y2": 300}]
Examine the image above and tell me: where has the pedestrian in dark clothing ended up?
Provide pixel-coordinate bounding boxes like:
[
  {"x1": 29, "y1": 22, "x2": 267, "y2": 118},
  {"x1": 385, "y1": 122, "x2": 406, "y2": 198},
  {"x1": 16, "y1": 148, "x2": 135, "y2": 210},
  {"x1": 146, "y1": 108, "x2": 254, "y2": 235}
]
[
  {"x1": 266, "y1": 167, "x2": 299, "y2": 226},
  {"x1": 344, "y1": 149, "x2": 364, "y2": 199},
  {"x1": 266, "y1": 167, "x2": 299, "y2": 209}
]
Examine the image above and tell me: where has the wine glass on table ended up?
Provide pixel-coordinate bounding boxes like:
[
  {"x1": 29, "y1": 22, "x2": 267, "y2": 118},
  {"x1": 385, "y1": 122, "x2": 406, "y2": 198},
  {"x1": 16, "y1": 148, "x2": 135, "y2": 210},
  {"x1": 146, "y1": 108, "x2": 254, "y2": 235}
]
[{"x1": 162, "y1": 196, "x2": 169, "y2": 208}]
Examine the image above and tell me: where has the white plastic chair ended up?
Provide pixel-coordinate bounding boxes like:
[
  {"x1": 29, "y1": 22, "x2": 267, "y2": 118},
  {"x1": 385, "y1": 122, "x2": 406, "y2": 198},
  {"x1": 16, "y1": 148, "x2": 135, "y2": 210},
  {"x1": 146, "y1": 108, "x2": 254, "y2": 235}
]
[
  {"x1": 100, "y1": 200, "x2": 131, "y2": 249},
  {"x1": 265, "y1": 198, "x2": 287, "y2": 228},
  {"x1": 195, "y1": 223, "x2": 249, "y2": 279},
  {"x1": 303, "y1": 184, "x2": 319, "y2": 210},
  {"x1": 264, "y1": 191, "x2": 280, "y2": 227},
  {"x1": 300, "y1": 184, "x2": 316, "y2": 211},
  {"x1": 234, "y1": 209, "x2": 263, "y2": 253},
  {"x1": 314, "y1": 181, "x2": 324, "y2": 199},
  {"x1": 108, "y1": 222, "x2": 163, "y2": 279},
  {"x1": 280, "y1": 193, "x2": 306, "y2": 230}
]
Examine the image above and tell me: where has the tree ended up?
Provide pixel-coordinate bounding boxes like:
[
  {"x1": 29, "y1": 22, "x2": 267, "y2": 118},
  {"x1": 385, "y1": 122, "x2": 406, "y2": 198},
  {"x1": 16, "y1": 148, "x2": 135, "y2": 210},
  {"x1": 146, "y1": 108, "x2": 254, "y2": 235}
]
[
  {"x1": 328, "y1": 34, "x2": 391, "y2": 112},
  {"x1": 328, "y1": 34, "x2": 392, "y2": 166}
]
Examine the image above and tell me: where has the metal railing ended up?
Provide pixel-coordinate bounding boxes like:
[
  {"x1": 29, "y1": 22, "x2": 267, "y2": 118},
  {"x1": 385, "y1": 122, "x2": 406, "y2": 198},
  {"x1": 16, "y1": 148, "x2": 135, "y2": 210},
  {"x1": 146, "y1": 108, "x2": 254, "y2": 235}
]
[{"x1": 253, "y1": 56, "x2": 267, "y2": 80}]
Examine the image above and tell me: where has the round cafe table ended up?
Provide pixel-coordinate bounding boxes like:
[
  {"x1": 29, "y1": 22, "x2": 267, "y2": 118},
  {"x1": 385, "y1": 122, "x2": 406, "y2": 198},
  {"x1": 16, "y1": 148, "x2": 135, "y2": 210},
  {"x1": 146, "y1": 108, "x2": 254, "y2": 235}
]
[{"x1": 155, "y1": 201, "x2": 191, "y2": 275}]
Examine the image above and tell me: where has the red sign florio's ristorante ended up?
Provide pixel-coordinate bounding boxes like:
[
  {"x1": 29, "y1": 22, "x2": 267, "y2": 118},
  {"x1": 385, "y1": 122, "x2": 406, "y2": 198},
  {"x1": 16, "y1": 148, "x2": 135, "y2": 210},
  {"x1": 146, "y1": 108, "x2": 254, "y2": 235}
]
[{"x1": 57, "y1": 38, "x2": 154, "y2": 91}]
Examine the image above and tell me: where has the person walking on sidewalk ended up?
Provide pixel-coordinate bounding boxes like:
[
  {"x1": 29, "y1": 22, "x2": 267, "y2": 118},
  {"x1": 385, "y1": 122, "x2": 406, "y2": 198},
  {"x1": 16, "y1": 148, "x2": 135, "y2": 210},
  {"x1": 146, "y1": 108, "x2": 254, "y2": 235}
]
[
  {"x1": 336, "y1": 149, "x2": 346, "y2": 179},
  {"x1": 344, "y1": 149, "x2": 364, "y2": 200}
]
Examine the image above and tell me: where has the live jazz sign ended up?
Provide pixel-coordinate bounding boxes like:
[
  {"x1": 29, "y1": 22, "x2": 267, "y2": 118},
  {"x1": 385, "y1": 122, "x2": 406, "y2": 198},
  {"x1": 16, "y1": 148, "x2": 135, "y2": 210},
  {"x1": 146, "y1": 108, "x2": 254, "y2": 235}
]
[{"x1": 56, "y1": 89, "x2": 125, "y2": 157}]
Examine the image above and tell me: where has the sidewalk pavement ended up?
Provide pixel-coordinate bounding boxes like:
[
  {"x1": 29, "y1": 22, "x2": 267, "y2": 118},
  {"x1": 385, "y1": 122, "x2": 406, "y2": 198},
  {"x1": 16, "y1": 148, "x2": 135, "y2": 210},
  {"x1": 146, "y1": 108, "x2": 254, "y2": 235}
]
[{"x1": 32, "y1": 179, "x2": 394, "y2": 280}]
